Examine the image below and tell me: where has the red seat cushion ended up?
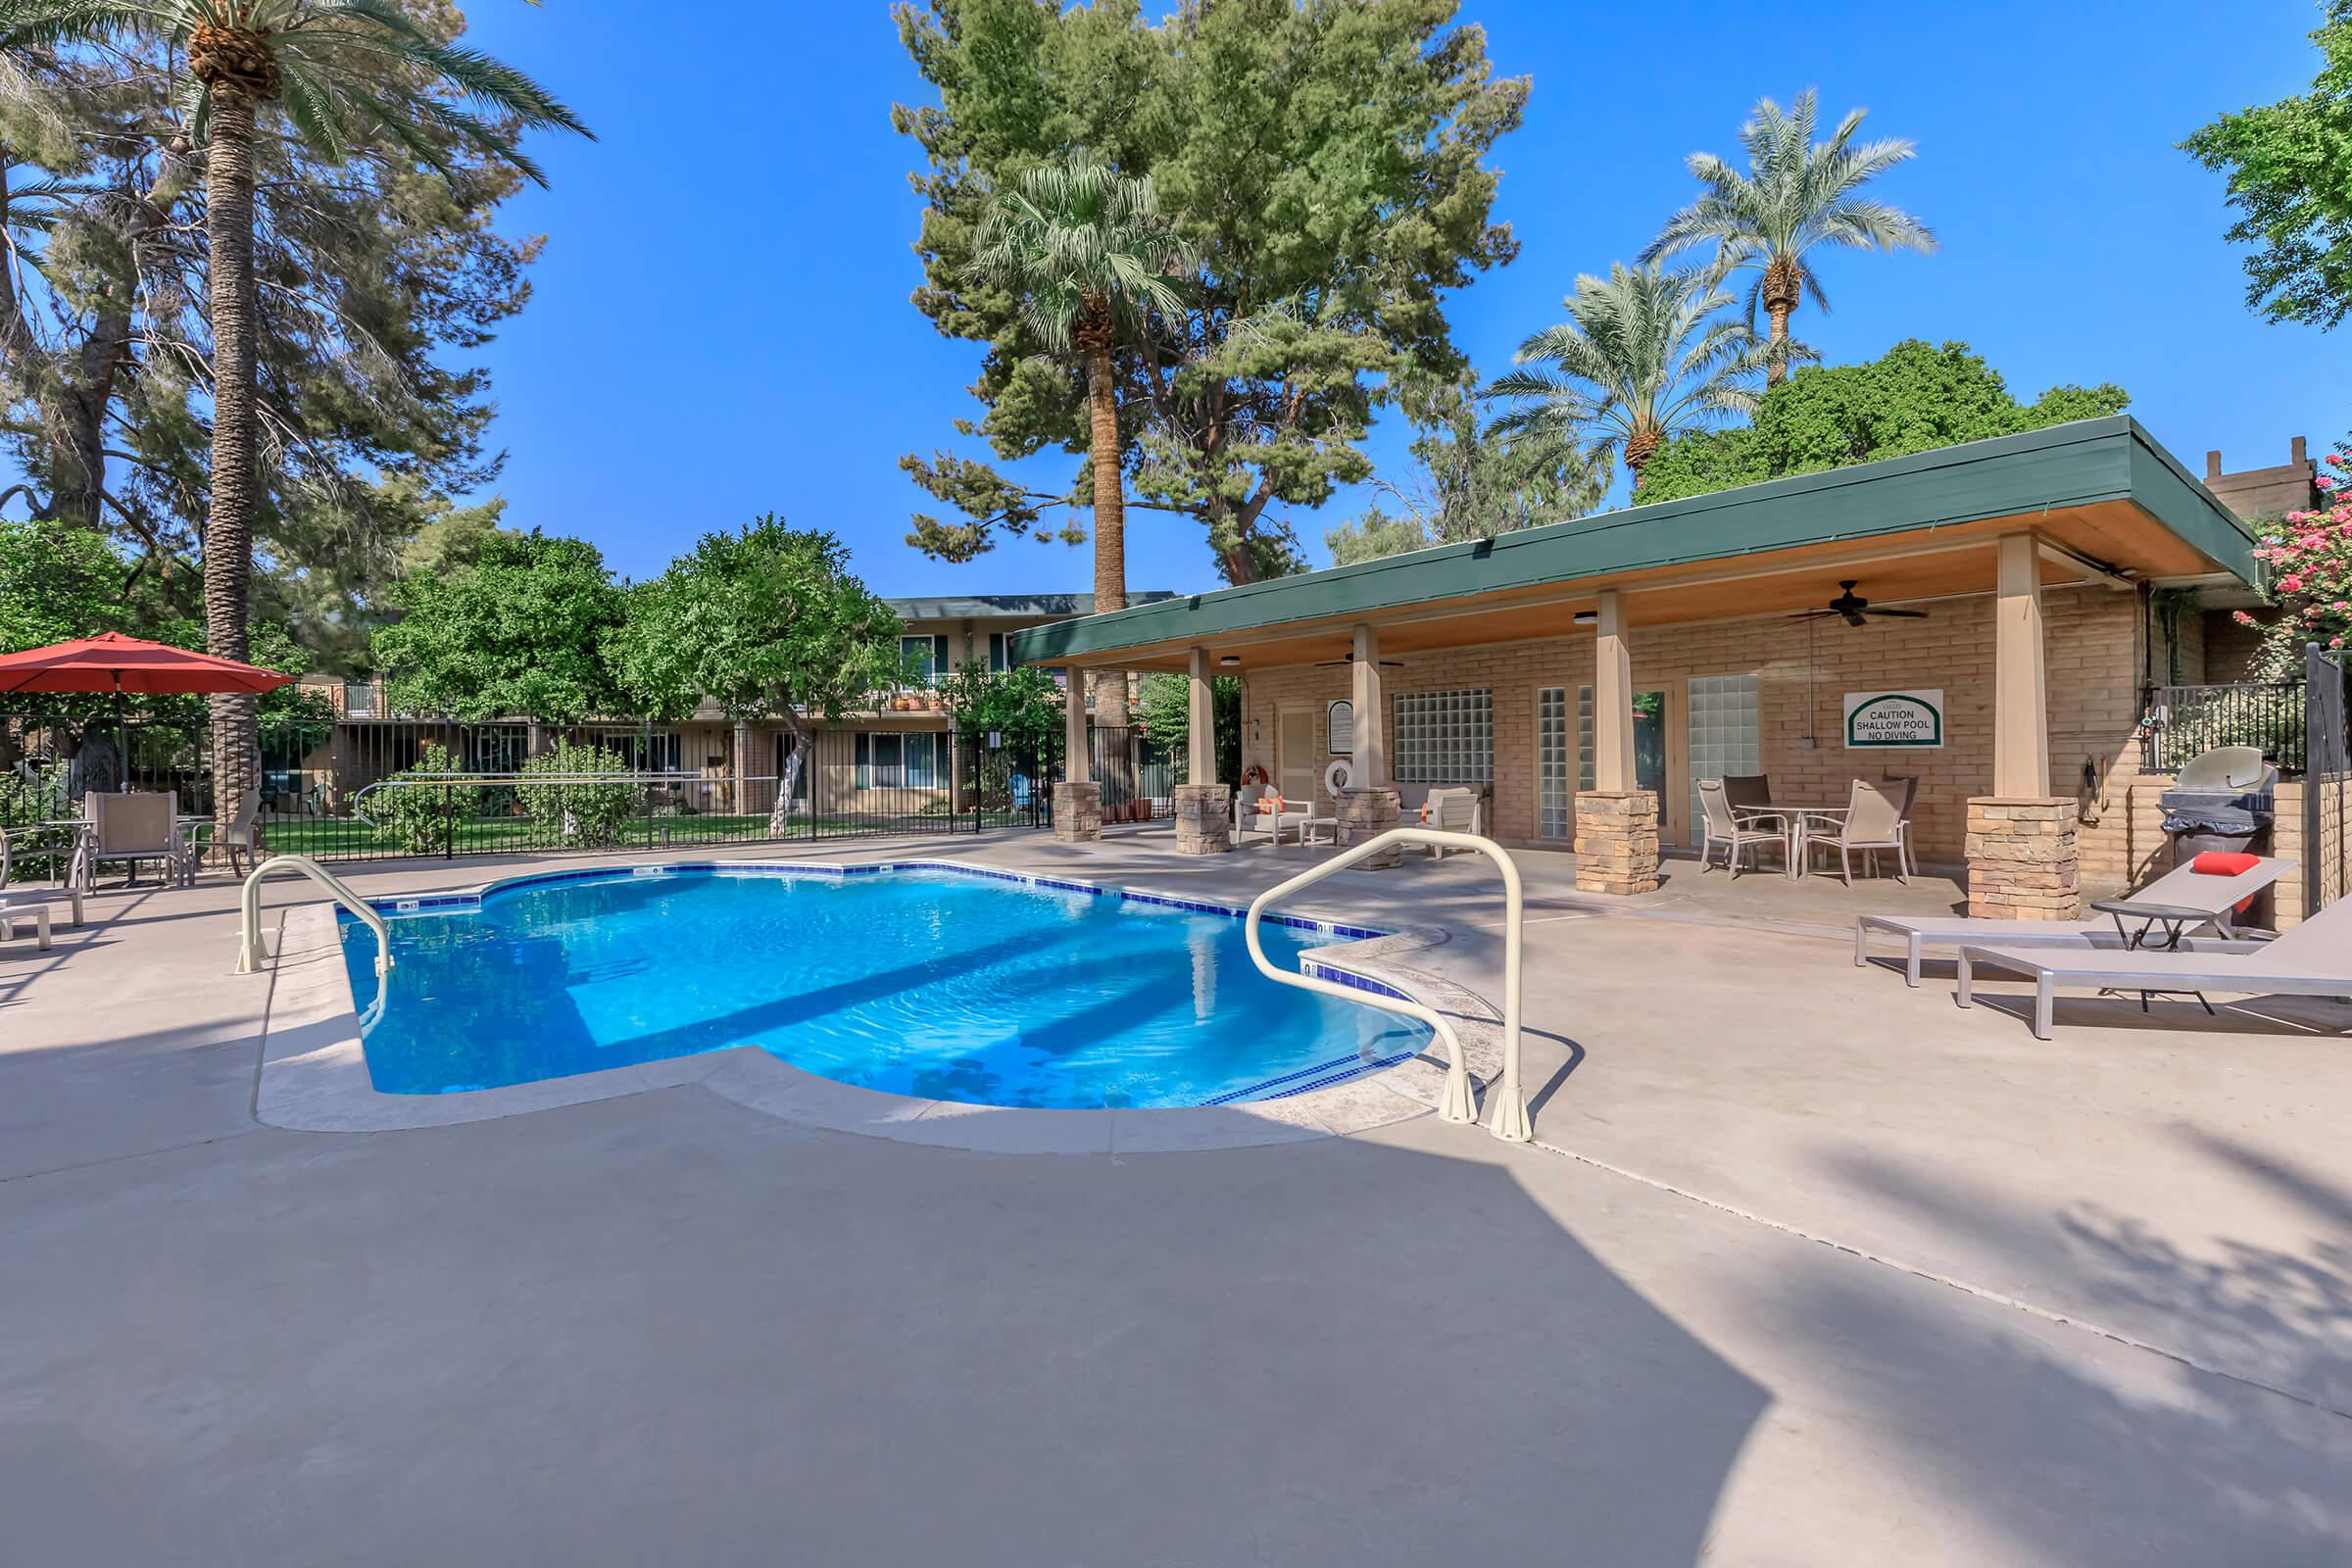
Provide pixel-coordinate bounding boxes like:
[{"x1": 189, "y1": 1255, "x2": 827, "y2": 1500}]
[
  {"x1": 2190, "y1": 851, "x2": 2260, "y2": 877},
  {"x1": 2190, "y1": 851, "x2": 2263, "y2": 914}
]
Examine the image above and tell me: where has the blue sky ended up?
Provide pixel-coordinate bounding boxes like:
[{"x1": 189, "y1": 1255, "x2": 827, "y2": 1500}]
[{"x1": 456, "y1": 0, "x2": 2349, "y2": 596}]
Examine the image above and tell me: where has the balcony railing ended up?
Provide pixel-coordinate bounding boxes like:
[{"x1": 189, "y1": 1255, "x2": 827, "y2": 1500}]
[{"x1": 2139, "y1": 681, "x2": 2304, "y2": 773}]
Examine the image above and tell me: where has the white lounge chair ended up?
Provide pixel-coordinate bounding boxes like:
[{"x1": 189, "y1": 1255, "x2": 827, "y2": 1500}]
[
  {"x1": 1958, "y1": 892, "x2": 2352, "y2": 1041},
  {"x1": 1856, "y1": 855, "x2": 2291, "y2": 987},
  {"x1": 1414, "y1": 786, "x2": 1482, "y2": 858},
  {"x1": 0, "y1": 823, "x2": 85, "y2": 932},
  {"x1": 1233, "y1": 783, "x2": 1316, "y2": 848}
]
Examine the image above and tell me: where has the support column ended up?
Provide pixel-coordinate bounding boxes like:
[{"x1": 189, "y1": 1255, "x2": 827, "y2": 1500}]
[
  {"x1": 1576, "y1": 590, "x2": 1658, "y2": 895},
  {"x1": 1339, "y1": 622, "x2": 1402, "y2": 866},
  {"x1": 1175, "y1": 647, "x2": 1231, "y2": 853},
  {"x1": 1054, "y1": 667, "x2": 1100, "y2": 843},
  {"x1": 1968, "y1": 532, "x2": 2079, "y2": 918}
]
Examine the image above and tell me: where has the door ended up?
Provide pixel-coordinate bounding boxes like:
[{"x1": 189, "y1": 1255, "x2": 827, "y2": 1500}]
[
  {"x1": 1278, "y1": 708, "x2": 1319, "y2": 807},
  {"x1": 1684, "y1": 673, "x2": 1761, "y2": 847}
]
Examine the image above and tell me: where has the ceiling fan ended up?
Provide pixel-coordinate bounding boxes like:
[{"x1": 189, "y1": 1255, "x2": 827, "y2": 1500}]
[
  {"x1": 1792, "y1": 581, "x2": 1930, "y2": 629},
  {"x1": 1316, "y1": 651, "x2": 1404, "y2": 668}
]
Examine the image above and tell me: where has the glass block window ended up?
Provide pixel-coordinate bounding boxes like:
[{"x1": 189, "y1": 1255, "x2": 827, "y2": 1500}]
[
  {"x1": 1537, "y1": 688, "x2": 1570, "y2": 839},
  {"x1": 1686, "y1": 673, "x2": 1761, "y2": 847},
  {"x1": 1393, "y1": 689, "x2": 1493, "y2": 783},
  {"x1": 1577, "y1": 685, "x2": 1594, "y2": 791}
]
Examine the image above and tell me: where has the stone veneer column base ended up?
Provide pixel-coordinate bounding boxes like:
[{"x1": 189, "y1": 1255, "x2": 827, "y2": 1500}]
[
  {"x1": 1575, "y1": 791, "x2": 1660, "y2": 896},
  {"x1": 1966, "y1": 797, "x2": 2082, "y2": 919},
  {"x1": 1173, "y1": 783, "x2": 1233, "y2": 855},
  {"x1": 1052, "y1": 781, "x2": 1102, "y2": 844},
  {"x1": 1336, "y1": 787, "x2": 1402, "y2": 868}
]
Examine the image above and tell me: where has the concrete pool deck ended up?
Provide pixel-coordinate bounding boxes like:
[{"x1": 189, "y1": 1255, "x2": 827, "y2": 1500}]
[{"x1": 5, "y1": 827, "x2": 2351, "y2": 1564}]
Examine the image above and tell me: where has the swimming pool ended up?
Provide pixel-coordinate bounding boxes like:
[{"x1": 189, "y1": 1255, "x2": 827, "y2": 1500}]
[{"x1": 340, "y1": 863, "x2": 1430, "y2": 1108}]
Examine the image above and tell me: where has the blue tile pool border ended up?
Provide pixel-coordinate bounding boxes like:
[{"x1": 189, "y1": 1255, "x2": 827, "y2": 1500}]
[{"x1": 351, "y1": 858, "x2": 1396, "y2": 943}]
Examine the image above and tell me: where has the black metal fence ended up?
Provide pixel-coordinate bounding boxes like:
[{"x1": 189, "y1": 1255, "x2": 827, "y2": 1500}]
[
  {"x1": 2139, "y1": 681, "x2": 2306, "y2": 774},
  {"x1": 2304, "y1": 647, "x2": 2351, "y2": 917},
  {"x1": 2, "y1": 710, "x2": 1173, "y2": 869}
]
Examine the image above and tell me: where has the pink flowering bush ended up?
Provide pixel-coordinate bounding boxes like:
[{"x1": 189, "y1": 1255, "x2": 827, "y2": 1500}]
[{"x1": 2241, "y1": 450, "x2": 2352, "y2": 675}]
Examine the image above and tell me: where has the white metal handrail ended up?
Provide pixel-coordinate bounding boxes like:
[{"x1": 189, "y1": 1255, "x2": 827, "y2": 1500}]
[
  {"x1": 1243, "y1": 826, "x2": 1529, "y2": 1142},
  {"x1": 236, "y1": 854, "x2": 393, "y2": 979}
]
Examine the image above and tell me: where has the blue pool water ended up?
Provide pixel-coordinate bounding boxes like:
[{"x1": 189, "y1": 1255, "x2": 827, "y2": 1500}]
[{"x1": 341, "y1": 864, "x2": 1429, "y2": 1107}]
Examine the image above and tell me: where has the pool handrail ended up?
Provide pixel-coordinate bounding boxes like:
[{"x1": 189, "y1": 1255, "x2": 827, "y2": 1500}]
[
  {"x1": 1242, "y1": 826, "x2": 1529, "y2": 1142},
  {"x1": 236, "y1": 854, "x2": 393, "y2": 979}
]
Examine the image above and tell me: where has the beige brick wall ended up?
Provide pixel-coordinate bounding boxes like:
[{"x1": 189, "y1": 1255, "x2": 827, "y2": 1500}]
[{"x1": 1235, "y1": 585, "x2": 2148, "y2": 889}]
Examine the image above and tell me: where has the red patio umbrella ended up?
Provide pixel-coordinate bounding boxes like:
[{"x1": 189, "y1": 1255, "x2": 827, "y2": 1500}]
[{"x1": 0, "y1": 632, "x2": 294, "y2": 791}]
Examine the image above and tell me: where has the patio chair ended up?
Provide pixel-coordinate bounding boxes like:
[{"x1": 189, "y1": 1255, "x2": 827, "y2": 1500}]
[
  {"x1": 1416, "y1": 786, "x2": 1482, "y2": 858},
  {"x1": 1880, "y1": 775, "x2": 1919, "y2": 876},
  {"x1": 1232, "y1": 783, "x2": 1314, "y2": 848},
  {"x1": 185, "y1": 791, "x2": 262, "y2": 879},
  {"x1": 1723, "y1": 774, "x2": 1773, "y2": 814},
  {"x1": 1957, "y1": 890, "x2": 2352, "y2": 1041},
  {"x1": 0, "y1": 824, "x2": 85, "y2": 928},
  {"x1": 78, "y1": 790, "x2": 196, "y2": 890},
  {"x1": 1856, "y1": 854, "x2": 2292, "y2": 987},
  {"x1": 1697, "y1": 778, "x2": 1787, "y2": 878},
  {"x1": 1802, "y1": 779, "x2": 1909, "y2": 885}
]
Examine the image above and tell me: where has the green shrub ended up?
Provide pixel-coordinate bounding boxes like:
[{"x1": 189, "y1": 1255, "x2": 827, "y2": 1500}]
[
  {"x1": 515, "y1": 740, "x2": 637, "y2": 846},
  {"x1": 372, "y1": 743, "x2": 476, "y2": 856}
]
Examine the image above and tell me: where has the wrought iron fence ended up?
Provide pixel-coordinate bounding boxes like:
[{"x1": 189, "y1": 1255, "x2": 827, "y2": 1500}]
[
  {"x1": 2, "y1": 709, "x2": 1139, "y2": 869},
  {"x1": 2139, "y1": 681, "x2": 2305, "y2": 774},
  {"x1": 2304, "y1": 647, "x2": 2352, "y2": 917}
]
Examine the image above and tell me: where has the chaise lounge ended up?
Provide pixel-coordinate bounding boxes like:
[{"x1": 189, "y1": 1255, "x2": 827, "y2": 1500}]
[
  {"x1": 1855, "y1": 854, "x2": 2291, "y2": 987},
  {"x1": 1956, "y1": 891, "x2": 2352, "y2": 1040}
]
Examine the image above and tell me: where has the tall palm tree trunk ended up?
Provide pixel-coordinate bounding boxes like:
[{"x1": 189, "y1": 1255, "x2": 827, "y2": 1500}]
[
  {"x1": 1084, "y1": 333, "x2": 1129, "y2": 729},
  {"x1": 202, "y1": 90, "x2": 261, "y2": 841},
  {"x1": 1764, "y1": 303, "x2": 1792, "y2": 387}
]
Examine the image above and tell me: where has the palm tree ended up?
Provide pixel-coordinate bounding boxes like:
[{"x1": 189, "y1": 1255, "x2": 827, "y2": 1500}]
[
  {"x1": 1, "y1": 0, "x2": 588, "y2": 835},
  {"x1": 1485, "y1": 262, "x2": 1777, "y2": 498},
  {"x1": 965, "y1": 153, "x2": 1188, "y2": 727},
  {"x1": 1642, "y1": 89, "x2": 1935, "y2": 385}
]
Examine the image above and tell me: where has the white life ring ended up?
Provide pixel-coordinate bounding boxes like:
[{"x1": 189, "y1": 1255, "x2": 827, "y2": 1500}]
[{"x1": 1323, "y1": 759, "x2": 1355, "y2": 798}]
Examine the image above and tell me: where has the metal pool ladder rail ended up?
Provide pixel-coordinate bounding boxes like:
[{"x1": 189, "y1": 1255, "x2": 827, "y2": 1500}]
[
  {"x1": 1243, "y1": 826, "x2": 1529, "y2": 1142},
  {"x1": 236, "y1": 855, "x2": 393, "y2": 979}
]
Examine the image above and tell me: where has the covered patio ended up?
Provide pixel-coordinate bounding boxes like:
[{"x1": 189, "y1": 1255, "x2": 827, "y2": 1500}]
[{"x1": 1016, "y1": 416, "x2": 2261, "y2": 920}]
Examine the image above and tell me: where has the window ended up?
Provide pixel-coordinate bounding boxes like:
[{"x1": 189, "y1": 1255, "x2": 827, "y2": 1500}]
[
  {"x1": 901, "y1": 634, "x2": 951, "y2": 687},
  {"x1": 856, "y1": 732, "x2": 943, "y2": 789},
  {"x1": 623, "y1": 731, "x2": 681, "y2": 773},
  {"x1": 1538, "y1": 688, "x2": 1570, "y2": 839},
  {"x1": 1327, "y1": 699, "x2": 1354, "y2": 756},
  {"x1": 1393, "y1": 689, "x2": 1492, "y2": 783},
  {"x1": 988, "y1": 632, "x2": 1009, "y2": 673},
  {"x1": 1577, "y1": 686, "x2": 1594, "y2": 792}
]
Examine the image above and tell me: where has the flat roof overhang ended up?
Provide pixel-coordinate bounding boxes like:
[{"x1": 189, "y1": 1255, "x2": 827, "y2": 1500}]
[{"x1": 1008, "y1": 416, "x2": 2258, "y2": 673}]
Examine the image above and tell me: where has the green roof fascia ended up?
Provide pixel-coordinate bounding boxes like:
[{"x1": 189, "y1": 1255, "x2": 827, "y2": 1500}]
[
  {"x1": 884, "y1": 591, "x2": 1178, "y2": 621},
  {"x1": 1010, "y1": 416, "x2": 2256, "y2": 664}
]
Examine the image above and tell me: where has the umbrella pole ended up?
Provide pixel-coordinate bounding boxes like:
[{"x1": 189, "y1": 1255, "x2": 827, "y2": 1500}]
[{"x1": 114, "y1": 671, "x2": 127, "y2": 793}]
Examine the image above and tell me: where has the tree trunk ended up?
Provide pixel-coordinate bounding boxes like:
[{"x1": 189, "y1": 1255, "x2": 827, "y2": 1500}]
[
  {"x1": 1085, "y1": 339, "x2": 1129, "y2": 728},
  {"x1": 202, "y1": 92, "x2": 262, "y2": 843},
  {"x1": 769, "y1": 715, "x2": 808, "y2": 838},
  {"x1": 1765, "y1": 301, "x2": 1792, "y2": 388}
]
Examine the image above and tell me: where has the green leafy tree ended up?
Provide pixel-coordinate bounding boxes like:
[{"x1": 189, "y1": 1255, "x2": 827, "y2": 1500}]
[
  {"x1": 2184, "y1": 2, "x2": 2352, "y2": 328},
  {"x1": 1487, "y1": 263, "x2": 1773, "y2": 498},
  {"x1": 937, "y1": 662, "x2": 1065, "y2": 761},
  {"x1": 3, "y1": 0, "x2": 591, "y2": 841},
  {"x1": 607, "y1": 518, "x2": 902, "y2": 835},
  {"x1": 961, "y1": 153, "x2": 1188, "y2": 724},
  {"x1": 1643, "y1": 89, "x2": 1935, "y2": 385},
  {"x1": 515, "y1": 738, "x2": 634, "y2": 847},
  {"x1": 1635, "y1": 340, "x2": 2130, "y2": 504},
  {"x1": 1133, "y1": 668, "x2": 1240, "y2": 784},
  {"x1": 369, "y1": 531, "x2": 625, "y2": 724},
  {"x1": 1325, "y1": 362, "x2": 1603, "y2": 564},
  {"x1": 368, "y1": 741, "x2": 472, "y2": 856},
  {"x1": 894, "y1": 0, "x2": 1526, "y2": 584}
]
